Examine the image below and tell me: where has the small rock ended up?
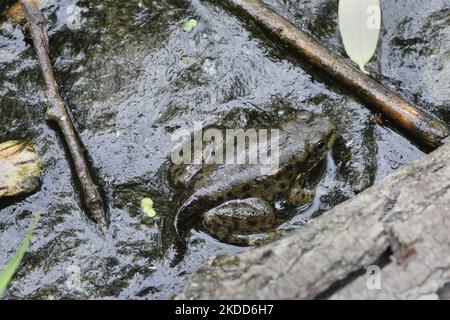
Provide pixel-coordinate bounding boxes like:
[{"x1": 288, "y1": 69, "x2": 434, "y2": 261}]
[
  {"x1": 65, "y1": 4, "x2": 82, "y2": 31},
  {"x1": 0, "y1": 140, "x2": 43, "y2": 198}
]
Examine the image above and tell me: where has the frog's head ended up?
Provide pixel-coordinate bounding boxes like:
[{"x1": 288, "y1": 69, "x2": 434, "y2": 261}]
[
  {"x1": 280, "y1": 111, "x2": 336, "y2": 171},
  {"x1": 305, "y1": 112, "x2": 337, "y2": 163}
]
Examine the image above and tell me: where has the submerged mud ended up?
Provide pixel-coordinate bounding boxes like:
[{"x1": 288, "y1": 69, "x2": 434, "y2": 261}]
[{"x1": 0, "y1": 0, "x2": 447, "y2": 299}]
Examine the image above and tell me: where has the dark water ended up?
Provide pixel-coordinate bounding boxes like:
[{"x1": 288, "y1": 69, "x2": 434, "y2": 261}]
[{"x1": 0, "y1": 0, "x2": 447, "y2": 299}]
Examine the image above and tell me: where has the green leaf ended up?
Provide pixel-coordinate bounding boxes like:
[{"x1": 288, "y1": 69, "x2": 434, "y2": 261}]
[
  {"x1": 338, "y1": 0, "x2": 381, "y2": 74},
  {"x1": 181, "y1": 19, "x2": 198, "y2": 32},
  {"x1": 141, "y1": 197, "x2": 156, "y2": 218},
  {"x1": 0, "y1": 212, "x2": 41, "y2": 296}
]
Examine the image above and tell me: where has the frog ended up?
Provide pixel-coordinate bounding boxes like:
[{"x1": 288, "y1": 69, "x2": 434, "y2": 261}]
[{"x1": 166, "y1": 110, "x2": 336, "y2": 264}]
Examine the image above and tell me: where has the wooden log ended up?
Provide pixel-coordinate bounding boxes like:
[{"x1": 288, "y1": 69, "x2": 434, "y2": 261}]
[
  {"x1": 215, "y1": 0, "x2": 449, "y2": 149},
  {"x1": 19, "y1": 0, "x2": 108, "y2": 231}
]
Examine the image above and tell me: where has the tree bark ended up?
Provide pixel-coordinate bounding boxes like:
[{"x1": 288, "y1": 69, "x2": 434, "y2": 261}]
[
  {"x1": 214, "y1": 0, "x2": 449, "y2": 149},
  {"x1": 19, "y1": 0, "x2": 108, "y2": 231}
]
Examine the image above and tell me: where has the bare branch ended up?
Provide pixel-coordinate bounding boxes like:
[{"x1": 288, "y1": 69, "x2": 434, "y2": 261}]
[{"x1": 19, "y1": 0, "x2": 108, "y2": 231}]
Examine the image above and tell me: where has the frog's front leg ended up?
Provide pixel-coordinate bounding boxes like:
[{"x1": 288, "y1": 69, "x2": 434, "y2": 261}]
[
  {"x1": 201, "y1": 198, "x2": 278, "y2": 245},
  {"x1": 287, "y1": 177, "x2": 315, "y2": 206}
]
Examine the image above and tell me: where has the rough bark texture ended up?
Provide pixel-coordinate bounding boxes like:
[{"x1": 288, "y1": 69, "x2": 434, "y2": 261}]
[
  {"x1": 179, "y1": 142, "x2": 450, "y2": 300},
  {"x1": 213, "y1": 0, "x2": 450, "y2": 148}
]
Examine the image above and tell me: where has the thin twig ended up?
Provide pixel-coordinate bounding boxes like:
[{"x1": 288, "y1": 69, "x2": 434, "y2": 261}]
[
  {"x1": 19, "y1": 0, "x2": 108, "y2": 231},
  {"x1": 216, "y1": 0, "x2": 449, "y2": 149}
]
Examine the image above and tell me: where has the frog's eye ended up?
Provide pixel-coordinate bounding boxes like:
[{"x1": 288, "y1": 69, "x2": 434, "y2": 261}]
[{"x1": 315, "y1": 140, "x2": 326, "y2": 151}]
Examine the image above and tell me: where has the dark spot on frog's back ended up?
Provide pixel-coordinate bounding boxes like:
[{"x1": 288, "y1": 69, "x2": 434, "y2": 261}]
[
  {"x1": 275, "y1": 192, "x2": 285, "y2": 199},
  {"x1": 262, "y1": 180, "x2": 271, "y2": 190},
  {"x1": 242, "y1": 183, "x2": 251, "y2": 192},
  {"x1": 247, "y1": 219, "x2": 257, "y2": 227}
]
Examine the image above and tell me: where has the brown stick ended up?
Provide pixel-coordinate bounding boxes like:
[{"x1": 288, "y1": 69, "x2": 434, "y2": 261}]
[
  {"x1": 19, "y1": 0, "x2": 108, "y2": 231},
  {"x1": 217, "y1": 0, "x2": 449, "y2": 148}
]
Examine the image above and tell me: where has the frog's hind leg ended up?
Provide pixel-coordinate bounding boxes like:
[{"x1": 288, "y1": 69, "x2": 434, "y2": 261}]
[
  {"x1": 168, "y1": 233, "x2": 188, "y2": 267},
  {"x1": 201, "y1": 198, "x2": 278, "y2": 245},
  {"x1": 161, "y1": 219, "x2": 188, "y2": 267},
  {"x1": 161, "y1": 203, "x2": 192, "y2": 267},
  {"x1": 164, "y1": 194, "x2": 214, "y2": 266},
  {"x1": 223, "y1": 231, "x2": 284, "y2": 246}
]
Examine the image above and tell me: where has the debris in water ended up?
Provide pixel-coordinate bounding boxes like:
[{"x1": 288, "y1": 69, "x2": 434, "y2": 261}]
[
  {"x1": 141, "y1": 197, "x2": 156, "y2": 218},
  {"x1": 181, "y1": 18, "x2": 198, "y2": 32},
  {"x1": 0, "y1": 140, "x2": 43, "y2": 199},
  {"x1": 65, "y1": 4, "x2": 82, "y2": 31}
]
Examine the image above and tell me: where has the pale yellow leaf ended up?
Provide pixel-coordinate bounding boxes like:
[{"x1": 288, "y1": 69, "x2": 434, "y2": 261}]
[
  {"x1": 141, "y1": 197, "x2": 156, "y2": 218},
  {"x1": 338, "y1": 0, "x2": 381, "y2": 74}
]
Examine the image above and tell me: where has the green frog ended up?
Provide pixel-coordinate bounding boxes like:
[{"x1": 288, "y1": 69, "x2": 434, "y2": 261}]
[{"x1": 166, "y1": 110, "x2": 336, "y2": 264}]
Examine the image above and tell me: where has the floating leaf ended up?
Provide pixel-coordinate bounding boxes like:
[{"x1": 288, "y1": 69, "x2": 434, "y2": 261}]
[
  {"x1": 0, "y1": 212, "x2": 41, "y2": 296},
  {"x1": 181, "y1": 18, "x2": 198, "y2": 32},
  {"x1": 338, "y1": 0, "x2": 381, "y2": 74},
  {"x1": 141, "y1": 197, "x2": 156, "y2": 218}
]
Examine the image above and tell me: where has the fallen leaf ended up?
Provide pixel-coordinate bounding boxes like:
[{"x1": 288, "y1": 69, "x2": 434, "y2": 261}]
[
  {"x1": 338, "y1": 0, "x2": 381, "y2": 74},
  {"x1": 141, "y1": 197, "x2": 156, "y2": 218},
  {"x1": 181, "y1": 18, "x2": 198, "y2": 32}
]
